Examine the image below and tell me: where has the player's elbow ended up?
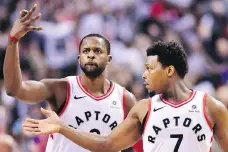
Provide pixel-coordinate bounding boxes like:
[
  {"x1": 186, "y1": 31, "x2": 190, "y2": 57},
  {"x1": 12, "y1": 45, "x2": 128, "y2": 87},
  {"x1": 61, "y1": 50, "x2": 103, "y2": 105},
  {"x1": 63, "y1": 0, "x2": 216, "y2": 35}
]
[
  {"x1": 4, "y1": 82, "x2": 22, "y2": 97},
  {"x1": 100, "y1": 138, "x2": 118, "y2": 152},
  {"x1": 5, "y1": 90, "x2": 14, "y2": 97},
  {"x1": 5, "y1": 87, "x2": 19, "y2": 97},
  {"x1": 95, "y1": 138, "x2": 117, "y2": 152},
  {"x1": 4, "y1": 80, "x2": 22, "y2": 97}
]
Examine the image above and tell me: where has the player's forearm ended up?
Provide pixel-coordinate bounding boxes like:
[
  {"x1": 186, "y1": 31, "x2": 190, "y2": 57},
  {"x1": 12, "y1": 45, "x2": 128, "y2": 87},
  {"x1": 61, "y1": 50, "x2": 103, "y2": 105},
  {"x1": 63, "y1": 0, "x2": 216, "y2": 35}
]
[
  {"x1": 222, "y1": 143, "x2": 228, "y2": 152},
  {"x1": 4, "y1": 41, "x2": 23, "y2": 96},
  {"x1": 218, "y1": 134, "x2": 228, "y2": 152},
  {"x1": 59, "y1": 124, "x2": 111, "y2": 152}
]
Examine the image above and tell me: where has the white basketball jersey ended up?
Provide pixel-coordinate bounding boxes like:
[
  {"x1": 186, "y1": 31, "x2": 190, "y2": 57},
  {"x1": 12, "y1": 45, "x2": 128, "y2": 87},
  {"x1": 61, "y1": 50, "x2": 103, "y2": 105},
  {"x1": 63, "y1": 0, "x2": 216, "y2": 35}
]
[
  {"x1": 143, "y1": 90, "x2": 213, "y2": 152},
  {"x1": 46, "y1": 76, "x2": 126, "y2": 152}
]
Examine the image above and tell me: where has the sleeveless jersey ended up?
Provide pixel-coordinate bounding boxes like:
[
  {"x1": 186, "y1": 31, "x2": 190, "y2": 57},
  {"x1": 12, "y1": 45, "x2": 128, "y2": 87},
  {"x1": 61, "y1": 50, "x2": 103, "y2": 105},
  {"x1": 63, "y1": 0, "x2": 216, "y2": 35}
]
[
  {"x1": 46, "y1": 76, "x2": 126, "y2": 152},
  {"x1": 143, "y1": 90, "x2": 213, "y2": 152}
]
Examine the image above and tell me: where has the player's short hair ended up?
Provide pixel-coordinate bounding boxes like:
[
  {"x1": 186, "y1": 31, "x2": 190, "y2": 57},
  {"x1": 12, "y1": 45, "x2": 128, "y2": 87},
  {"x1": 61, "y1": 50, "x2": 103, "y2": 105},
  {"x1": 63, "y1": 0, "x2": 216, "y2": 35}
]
[
  {"x1": 79, "y1": 34, "x2": 111, "y2": 54},
  {"x1": 146, "y1": 41, "x2": 189, "y2": 78}
]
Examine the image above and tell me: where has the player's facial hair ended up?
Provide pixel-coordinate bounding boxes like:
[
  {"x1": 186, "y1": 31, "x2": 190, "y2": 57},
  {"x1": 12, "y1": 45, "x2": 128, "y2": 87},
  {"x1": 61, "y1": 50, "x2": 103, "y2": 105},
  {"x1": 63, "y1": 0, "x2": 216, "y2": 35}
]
[
  {"x1": 80, "y1": 64, "x2": 106, "y2": 78},
  {"x1": 149, "y1": 91, "x2": 156, "y2": 97}
]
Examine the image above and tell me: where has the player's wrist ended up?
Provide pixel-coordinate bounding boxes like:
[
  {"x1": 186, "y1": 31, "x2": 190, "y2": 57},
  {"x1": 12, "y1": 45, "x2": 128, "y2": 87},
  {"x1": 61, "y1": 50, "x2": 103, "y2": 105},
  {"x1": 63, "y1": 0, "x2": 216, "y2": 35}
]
[
  {"x1": 58, "y1": 123, "x2": 68, "y2": 134},
  {"x1": 8, "y1": 34, "x2": 19, "y2": 43}
]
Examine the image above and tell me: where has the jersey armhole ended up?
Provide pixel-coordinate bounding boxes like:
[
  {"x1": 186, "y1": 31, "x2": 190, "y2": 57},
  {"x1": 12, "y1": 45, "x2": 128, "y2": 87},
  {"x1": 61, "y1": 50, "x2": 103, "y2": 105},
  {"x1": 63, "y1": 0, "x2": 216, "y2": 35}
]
[
  {"x1": 143, "y1": 98, "x2": 152, "y2": 133},
  {"x1": 203, "y1": 94, "x2": 213, "y2": 130},
  {"x1": 58, "y1": 77, "x2": 71, "y2": 117},
  {"x1": 141, "y1": 112, "x2": 148, "y2": 133}
]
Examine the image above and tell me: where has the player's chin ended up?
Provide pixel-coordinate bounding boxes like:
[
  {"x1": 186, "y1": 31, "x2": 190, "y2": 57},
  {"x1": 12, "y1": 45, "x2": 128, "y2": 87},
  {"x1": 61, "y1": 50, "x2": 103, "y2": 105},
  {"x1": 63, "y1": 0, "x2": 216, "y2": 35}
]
[
  {"x1": 146, "y1": 86, "x2": 158, "y2": 94},
  {"x1": 86, "y1": 67, "x2": 97, "y2": 73},
  {"x1": 145, "y1": 85, "x2": 153, "y2": 92},
  {"x1": 85, "y1": 66, "x2": 97, "y2": 71}
]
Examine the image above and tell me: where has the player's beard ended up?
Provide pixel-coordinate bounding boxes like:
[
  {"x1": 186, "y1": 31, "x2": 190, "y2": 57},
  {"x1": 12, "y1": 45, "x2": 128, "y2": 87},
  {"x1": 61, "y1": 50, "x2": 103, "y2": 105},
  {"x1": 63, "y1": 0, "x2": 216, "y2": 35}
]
[
  {"x1": 149, "y1": 91, "x2": 156, "y2": 97},
  {"x1": 80, "y1": 64, "x2": 105, "y2": 79}
]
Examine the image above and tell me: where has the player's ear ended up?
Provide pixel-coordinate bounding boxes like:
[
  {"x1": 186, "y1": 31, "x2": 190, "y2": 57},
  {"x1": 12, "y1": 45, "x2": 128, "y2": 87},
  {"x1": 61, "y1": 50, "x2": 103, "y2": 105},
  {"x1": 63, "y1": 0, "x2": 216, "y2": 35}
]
[
  {"x1": 167, "y1": 65, "x2": 175, "y2": 77},
  {"x1": 108, "y1": 55, "x2": 112, "y2": 63}
]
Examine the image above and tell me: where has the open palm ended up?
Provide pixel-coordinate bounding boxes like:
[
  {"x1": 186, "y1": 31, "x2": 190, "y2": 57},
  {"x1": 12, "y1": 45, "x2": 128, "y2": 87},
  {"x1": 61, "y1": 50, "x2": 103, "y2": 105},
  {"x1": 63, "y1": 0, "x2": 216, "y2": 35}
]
[{"x1": 23, "y1": 108, "x2": 62, "y2": 136}]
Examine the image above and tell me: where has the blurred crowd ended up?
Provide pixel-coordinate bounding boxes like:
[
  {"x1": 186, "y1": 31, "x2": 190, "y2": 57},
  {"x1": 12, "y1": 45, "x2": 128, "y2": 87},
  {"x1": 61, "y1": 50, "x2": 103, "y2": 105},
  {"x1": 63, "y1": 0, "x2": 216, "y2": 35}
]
[{"x1": 0, "y1": 0, "x2": 227, "y2": 151}]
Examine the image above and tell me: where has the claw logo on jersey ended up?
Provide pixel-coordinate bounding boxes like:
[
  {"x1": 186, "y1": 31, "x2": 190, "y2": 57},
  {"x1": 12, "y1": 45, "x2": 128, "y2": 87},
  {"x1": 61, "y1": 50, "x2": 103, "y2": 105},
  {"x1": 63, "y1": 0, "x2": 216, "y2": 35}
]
[
  {"x1": 147, "y1": 116, "x2": 206, "y2": 144},
  {"x1": 68, "y1": 111, "x2": 118, "y2": 134}
]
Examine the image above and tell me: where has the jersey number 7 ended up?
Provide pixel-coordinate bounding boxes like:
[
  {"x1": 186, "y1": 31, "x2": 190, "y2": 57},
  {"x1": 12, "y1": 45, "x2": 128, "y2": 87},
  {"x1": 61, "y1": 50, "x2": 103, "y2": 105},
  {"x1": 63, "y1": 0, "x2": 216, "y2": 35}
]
[{"x1": 170, "y1": 134, "x2": 183, "y2": 152}]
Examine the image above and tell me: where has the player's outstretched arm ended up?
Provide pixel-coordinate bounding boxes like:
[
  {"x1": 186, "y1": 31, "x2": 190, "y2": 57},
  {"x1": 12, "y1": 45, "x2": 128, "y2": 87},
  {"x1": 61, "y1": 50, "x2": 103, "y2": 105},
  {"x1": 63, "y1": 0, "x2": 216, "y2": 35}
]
[
  {"x1": 207, "y1": 95, "x2": 228, "y2": 151},
  {"x1": 3, "y1": 4, "x2": 56, "y2": 104},
  {"x1": 23, "y1": 101, "x2": 147, "y2": 152}
]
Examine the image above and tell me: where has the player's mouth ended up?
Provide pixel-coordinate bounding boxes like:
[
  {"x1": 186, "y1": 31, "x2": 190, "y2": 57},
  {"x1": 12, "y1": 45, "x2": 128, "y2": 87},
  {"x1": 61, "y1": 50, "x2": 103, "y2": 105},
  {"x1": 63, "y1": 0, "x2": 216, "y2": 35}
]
[
  {"x1": 85, "y1": 62, "x2": 98, "y2": 67},
  {"x1": 144, "y1": 81, "x2": 149, "y2": 87}
]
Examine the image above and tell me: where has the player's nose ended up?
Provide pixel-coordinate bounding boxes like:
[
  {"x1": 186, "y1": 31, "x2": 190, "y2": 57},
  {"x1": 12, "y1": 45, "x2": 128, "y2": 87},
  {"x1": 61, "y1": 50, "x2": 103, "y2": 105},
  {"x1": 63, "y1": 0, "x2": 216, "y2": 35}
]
[
  {"x1": 87, "y1": 51, "x2": 95, "y2": 59},
  {"x1": 142, "y1": 71, "x2": 147, "y2": 80}
]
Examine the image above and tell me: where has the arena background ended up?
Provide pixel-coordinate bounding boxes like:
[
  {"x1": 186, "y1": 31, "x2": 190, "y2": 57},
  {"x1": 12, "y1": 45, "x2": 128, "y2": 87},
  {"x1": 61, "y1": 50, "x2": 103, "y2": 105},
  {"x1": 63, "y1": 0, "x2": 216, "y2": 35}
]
[{"x1": 0, "y1": 0, "x2": 227, "y2": 151}]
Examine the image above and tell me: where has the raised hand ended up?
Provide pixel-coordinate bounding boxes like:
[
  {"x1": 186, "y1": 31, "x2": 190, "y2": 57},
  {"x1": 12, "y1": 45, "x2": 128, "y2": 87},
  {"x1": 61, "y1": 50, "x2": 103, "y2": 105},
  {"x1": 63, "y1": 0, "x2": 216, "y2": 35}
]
[
  {"x1": 10, "y1": 4, "x2": 42, "y2": 40},
  {"x1": 23, "y1": 108, "x2": 62, "y2": 136}
]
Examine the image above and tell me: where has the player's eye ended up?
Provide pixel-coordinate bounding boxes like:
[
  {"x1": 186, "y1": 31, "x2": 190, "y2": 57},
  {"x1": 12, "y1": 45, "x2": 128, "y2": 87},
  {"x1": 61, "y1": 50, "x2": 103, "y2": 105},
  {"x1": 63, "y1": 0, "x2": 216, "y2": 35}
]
[
  {"x1": 83, "y1": 49, "x2": 89, "y2": 53},
  {"x1": 146, "y1": 66, "x2": 152, "y2": 71},
  {"x1": 94, "y1": 48, "x2": 102, "y2": 54}
]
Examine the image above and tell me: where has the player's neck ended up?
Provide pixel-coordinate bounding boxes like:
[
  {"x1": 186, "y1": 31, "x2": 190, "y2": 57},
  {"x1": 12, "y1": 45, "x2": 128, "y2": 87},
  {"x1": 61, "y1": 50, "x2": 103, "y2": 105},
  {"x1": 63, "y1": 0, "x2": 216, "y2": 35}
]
[
  {"x1": 162, "y1": 80, "x2": 192, "y2": 104},
  {"x1": 80, "y1": 74, "x2": 110, "y2": 94}
]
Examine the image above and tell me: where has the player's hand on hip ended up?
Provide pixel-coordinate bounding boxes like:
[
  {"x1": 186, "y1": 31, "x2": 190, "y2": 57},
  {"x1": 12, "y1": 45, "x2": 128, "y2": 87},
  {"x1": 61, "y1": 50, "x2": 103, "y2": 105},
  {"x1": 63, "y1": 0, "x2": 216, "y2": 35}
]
[
  {"x1": 22, "y1": 108, "x2": 62, "y2": 136},
  {"x1": 10, "y1": 4, "x2": 42, "y2": 40}
]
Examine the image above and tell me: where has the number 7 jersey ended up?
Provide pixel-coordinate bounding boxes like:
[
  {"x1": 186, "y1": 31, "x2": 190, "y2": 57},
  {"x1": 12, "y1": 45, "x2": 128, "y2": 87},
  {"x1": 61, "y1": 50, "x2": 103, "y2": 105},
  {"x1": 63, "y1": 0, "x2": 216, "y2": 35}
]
[{"x1": 143, "y1": 90, "x2": 213, "y2": 152}]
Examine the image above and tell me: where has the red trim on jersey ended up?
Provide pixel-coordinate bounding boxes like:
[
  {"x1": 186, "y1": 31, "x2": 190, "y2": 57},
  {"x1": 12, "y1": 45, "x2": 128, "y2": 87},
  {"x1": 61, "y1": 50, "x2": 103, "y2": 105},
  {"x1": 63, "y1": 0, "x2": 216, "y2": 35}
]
[
  {"x1": 76, "y1": 76, "x2": 115, "y2": 101},
  {"x1": 159, "y1": 90, "x2": 196, "y2": 108},
  {"x1": 50, "y1": 134, "x2": 54, "y2": 139},
  {"x1": 122, "y1": 88, "x2": 127, "y2": 119},
  {"x1": 209, "y1": 136, "x2": 213, "y2": 152},
  {"x1": 210, "y1": 136, "x2": 213, "y2": 143},
  {"x1": 203, "y1": 94, "x2": 213, "y2": 130},
  {"x1": 133, "y1": 139, "x2": 143, "y2": 152},
  {"x1": 143, "y1": 98, "x2": 152, "y2": 132},
  {"x1": 58, "y1": 79, "x2": 71, "y2": 116}
]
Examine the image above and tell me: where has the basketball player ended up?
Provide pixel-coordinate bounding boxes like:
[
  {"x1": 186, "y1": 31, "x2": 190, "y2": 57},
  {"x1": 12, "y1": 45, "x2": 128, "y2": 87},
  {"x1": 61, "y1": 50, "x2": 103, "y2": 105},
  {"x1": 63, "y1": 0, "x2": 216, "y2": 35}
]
[
  {"x1": 23, "y1": 41, "x2": 228, "y2": 152},
  {"x1": 4, "y1": 4, "x2": 143, "y2": 152}
]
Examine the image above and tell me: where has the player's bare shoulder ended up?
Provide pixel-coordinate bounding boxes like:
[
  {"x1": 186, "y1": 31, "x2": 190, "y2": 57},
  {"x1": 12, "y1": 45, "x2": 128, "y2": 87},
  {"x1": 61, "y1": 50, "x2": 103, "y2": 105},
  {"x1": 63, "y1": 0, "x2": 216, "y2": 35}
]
[
  {"x1": 131, "y1": 99, "x2": 150, "y2": 124},
  {"x1": 205, "y1": 95, "x2": 227, "y2": 125},
  {"x1": 206, "y1": 94, "x2": 228, "y2": 151}
]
